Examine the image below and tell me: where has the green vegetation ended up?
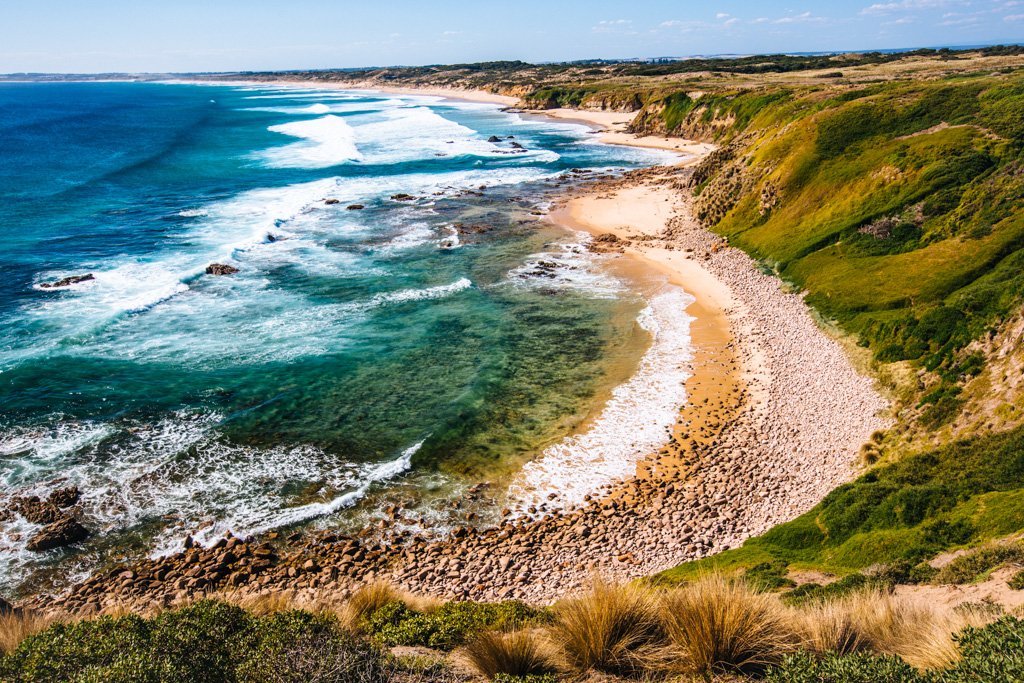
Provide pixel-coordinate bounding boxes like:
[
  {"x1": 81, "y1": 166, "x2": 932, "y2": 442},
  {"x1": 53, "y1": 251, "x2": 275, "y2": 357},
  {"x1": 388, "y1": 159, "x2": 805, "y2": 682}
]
[
  {"x1": 0, "y1": 600, "x2": 392, "y2": 683},
  {"x1": 660, "y1": 426, "x2": 1024, "y2": 580},
  {"x1": 359, "y1": 599, "x2": 550, "y2": 651},
  {"x1": 4, "y1": 587, "x2": 1024, "y2": 682}
]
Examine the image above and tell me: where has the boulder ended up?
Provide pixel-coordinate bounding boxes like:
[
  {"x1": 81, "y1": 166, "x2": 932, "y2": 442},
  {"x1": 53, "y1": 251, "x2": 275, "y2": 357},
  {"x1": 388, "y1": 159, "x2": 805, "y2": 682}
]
[
  {"x1": 48, "y1": 486, "x2": 82, "y2": 509},
  {"x1": 346, "y1": 204, "x2": 365, "y2": 210},
  {"x1": 205, "y1": 264, "x2": 240, "y2": 276},
  {"x1": 595, "y1": 233, "x2": 620, "y2": 244},
  {"x1": 390, "y1": 194, "x2": 416, "y2": 202},
  {"x1": 27, "y1": 517, "x2": 90, "y2": 552},
  {"x1": 324, "y1": 199, "x2": 341, "y2": 205},
  {"x1": 10, "y1": 497, "x2": 61, "y2": 525},
  {"x1": 487, "y1": 135, "x2": 502, "y2": 143},
  {"x1": 40, "y1": 274, "x2": 95, "y2": 289}
]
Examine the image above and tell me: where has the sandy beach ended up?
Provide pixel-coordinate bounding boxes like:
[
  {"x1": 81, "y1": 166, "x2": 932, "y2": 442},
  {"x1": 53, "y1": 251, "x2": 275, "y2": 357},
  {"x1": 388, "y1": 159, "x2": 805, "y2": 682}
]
[{"x1": 30, "y1": 86, "x2": 891, "y2": 613}]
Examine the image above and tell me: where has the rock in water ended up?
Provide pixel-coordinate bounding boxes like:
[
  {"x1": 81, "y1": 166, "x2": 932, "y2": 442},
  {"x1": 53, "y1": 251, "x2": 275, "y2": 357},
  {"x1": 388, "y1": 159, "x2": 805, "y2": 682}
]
[
  {"x1": 205, "y1": 263, "x2": 240, "y2": 276},
  {"x1": 346, "y1": 204, "x2": 365, "y2": 210},
  {"x1": 48, "y1": 486, "x2": 82, "y2": 509},
  {"x1": 324, "y1": 198, "x2": 341, "y2": 205},
  {"x1": 390, "y1": 193, "x2": 416, "y2": 202},
  {"x1": 39, "y1": 274, "x2": 94, "y2": 289},
  {"x1": 9, "y1": 497, "x2": 61, "y2": 525},
  {"x1": 27, "y1": 517, "x2": 90, "y2": 552},
  {"x1": 487, "y1": 135, "x2": 502, "y2": 143}
]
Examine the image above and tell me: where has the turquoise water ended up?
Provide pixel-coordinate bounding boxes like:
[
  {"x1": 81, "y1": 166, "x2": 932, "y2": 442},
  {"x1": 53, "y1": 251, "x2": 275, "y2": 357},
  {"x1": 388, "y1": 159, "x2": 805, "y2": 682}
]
[{"x1": 0, "y1": 82, "x2": 673, "y2": 595}]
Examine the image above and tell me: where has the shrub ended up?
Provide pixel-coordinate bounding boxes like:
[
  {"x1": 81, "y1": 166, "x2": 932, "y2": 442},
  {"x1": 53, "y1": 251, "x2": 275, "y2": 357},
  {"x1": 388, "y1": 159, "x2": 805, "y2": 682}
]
[
  {"x1": 1008, "y1": 570, "x2": 1024, "y2": 591},
  {"x1": 744, "y1": 561, "x2": 796, "y2": 592},
  {"x1": 661, "y1": 574, "x2": 795, "y2": 678},
  {"x1": 784, "y1": 574, "x2": 890, "y2": 606},
  {"x1": 0, "y1": 614, "x2": 155, "y2": 683},
  {"x1": 765, "y1": 651, "x2": 925, "y2": 683},
  {"x1": 550, "y1": 580, "x2": 665, "y2": 677},
  {"x1": 148, "y1": 599, "x2": 252, "y2": 682},
  {"x1": 235, "y1": 610, "x2": 387, "y2": 683},
  {"x1": 936, "y1": 616, "x2": 1024, "y2": 682},
  {"x1": 462, "y1": 630, "x2": 557, "y2": 680},
  {"x1": 362, "y1": 599, "x2": 548, "y2": 651},
  {"x1": 934, "y1": 543, "x2": 1024, "y2": 585}
]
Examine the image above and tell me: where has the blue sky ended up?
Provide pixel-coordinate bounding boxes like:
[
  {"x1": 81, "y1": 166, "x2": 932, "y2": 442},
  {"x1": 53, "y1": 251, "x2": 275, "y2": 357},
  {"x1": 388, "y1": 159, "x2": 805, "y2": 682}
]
[{"x1": 1, "y1": 0, "x2": 1022, "y2": 73}]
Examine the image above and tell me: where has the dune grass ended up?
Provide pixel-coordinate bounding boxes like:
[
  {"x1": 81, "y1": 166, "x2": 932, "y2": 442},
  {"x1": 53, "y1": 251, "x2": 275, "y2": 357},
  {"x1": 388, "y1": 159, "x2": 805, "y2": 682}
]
[
  {"x1": 548, "y1": 579, "x2": 666, "y2": 677},
  {"x1": 660, "y1": 574, "x2": 795, "y2": 678},
  {"x1": 461, "y1": 629, "x2": 557, "y2": 679}
]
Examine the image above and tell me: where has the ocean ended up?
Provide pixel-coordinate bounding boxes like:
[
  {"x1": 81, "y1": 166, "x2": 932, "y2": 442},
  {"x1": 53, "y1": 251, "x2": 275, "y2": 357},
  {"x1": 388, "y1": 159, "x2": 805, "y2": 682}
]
[{"x1": 0, "y1": 82, "x2": 690, "y2": 597}]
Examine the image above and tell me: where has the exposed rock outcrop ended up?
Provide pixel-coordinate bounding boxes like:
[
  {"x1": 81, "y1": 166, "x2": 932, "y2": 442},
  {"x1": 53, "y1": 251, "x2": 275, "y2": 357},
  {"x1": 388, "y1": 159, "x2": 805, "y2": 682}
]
[
  {"x1": 205, "y1": 264, "x2": 240, "y2": 276},
  {"x1": 27, "y1": 516, "x2": 90, "y2": 552},
  {"x1": 39, "y1": 274, "x2": 94, "y2": 289}
]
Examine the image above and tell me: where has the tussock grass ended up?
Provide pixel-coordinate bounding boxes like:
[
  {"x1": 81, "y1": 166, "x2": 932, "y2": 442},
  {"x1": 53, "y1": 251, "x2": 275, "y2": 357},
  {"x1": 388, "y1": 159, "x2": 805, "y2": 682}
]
[
  {"x1": 549, "y1": 579, "x2": 666, "y2": 677},
  {"x1": 792, "y1": 599, "x2": 869, "y2": 656},
  {"x1": 347, "y1": 581, "x2": 411, "y2": 624},
  {"x1": 660, "y1": 574, "x2": 795, "y2": 678},
  {"x1": 462, "y1": 629, "x2": 557, "y2": 679},
  {"x1": 0, "y1": 610, "x2": 56, "y2": 655}
]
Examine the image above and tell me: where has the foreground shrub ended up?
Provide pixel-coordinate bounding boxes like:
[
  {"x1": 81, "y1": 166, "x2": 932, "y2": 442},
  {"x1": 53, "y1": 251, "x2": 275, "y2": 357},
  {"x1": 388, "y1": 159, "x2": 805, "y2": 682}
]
[
  {"x1": 765, "y1": 651, "x2": 925, "y2": 683},
  {"x1": 0, "y1": 613, "x2": 155, "y2": 683},
  {"x1": 149, "y1": 599, "x2": 253, "y2": 681},
  {"x1": 348, "y1": 582, "x2": 408, "y2": 625},
  {"x1": 550, "y1": 580, "x2": 665, "y2": 677},
  {"x1": 661, "y1": 574, "x2": 794, "y2": 678},
  {"x1": 934, "y1": 543, "x2": 1024, "y2": 585},
  {"x1": 362, "y1": 599, "x2": 547, "y2": 651},
  {"x1": 236, "y1": 610, "x2": 387, "y2": 683},
  {"x1": 934, "y1": 616, "x2": 1024, "y2": 682},
  {"x1": 462, "y1": 629, "x2": 557, "y2": 680}
]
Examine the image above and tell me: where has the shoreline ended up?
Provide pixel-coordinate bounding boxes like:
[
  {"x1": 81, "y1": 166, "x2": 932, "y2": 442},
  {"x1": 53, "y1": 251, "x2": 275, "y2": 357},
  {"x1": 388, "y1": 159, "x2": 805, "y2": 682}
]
[{"x1": 25, "y1": 83, "x2": 890, "y2": 613}]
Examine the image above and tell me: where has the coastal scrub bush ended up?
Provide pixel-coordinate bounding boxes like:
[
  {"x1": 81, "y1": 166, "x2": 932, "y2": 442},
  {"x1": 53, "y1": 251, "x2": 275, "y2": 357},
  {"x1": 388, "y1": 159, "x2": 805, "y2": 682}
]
[
  {"x1": 0, "y1": 613, "x2": 156, "y2": 683},
  {"x1": 462, "y1": 629, "x2": 557, "y2": 680},
  {"x1": 1008, "y1": 569, "x2": 1024, "y2": 591},
  {"x1": 660, "y1": 574, "x2": 794, "y2": 678},
  {"x1": 744, "y1": 560, "x2": 796, "y2": 592},
  {"x1": 783, "y1": 574, "x2": 890, "y2": 607},
  {"x1": 550, "y1": 580, "x2": 665, "y2": 677},
  {"x1": 935, "y1": 616, "x2": 1024, "y2": 682},
  {"x1": 362, "y1": 599, "x2": 548, "y2": 651},
  {"x1": 765, "y1": 651, "x2": 925, "y2": 683},
  {"x1": 933, "y1": 542, "x2": 1024, "y2": 584},
  {"x1": 235, "y1": 609, "x2": 387, "y2": 683},
  {"x1": 0, "y1": 601, "x2": 393, "y2": 683}
]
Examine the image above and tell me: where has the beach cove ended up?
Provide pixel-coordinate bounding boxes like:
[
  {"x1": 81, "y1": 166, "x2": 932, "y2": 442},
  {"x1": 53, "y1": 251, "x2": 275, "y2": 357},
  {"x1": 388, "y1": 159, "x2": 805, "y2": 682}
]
[{"x1": 22, "y1": 84, "x2": 890, "y2": 613}]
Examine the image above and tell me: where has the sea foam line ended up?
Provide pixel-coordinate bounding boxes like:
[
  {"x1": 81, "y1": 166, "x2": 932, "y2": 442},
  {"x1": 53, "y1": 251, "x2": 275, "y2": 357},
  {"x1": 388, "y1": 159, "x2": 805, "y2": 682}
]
[{"x1": 508, "y1": 287, "x2": 696, "y2": 513}]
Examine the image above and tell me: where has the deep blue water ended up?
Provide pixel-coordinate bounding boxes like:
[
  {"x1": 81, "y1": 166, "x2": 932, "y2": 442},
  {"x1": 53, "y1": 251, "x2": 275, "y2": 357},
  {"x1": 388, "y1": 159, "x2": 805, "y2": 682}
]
[{"x1": 0, "y1": 82, "x2": 672, "y2": 595}]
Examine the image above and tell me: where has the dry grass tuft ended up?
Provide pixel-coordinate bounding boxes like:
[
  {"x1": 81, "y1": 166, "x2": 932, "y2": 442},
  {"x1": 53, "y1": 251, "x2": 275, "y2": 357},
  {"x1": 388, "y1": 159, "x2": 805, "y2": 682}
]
[
  {"x1": 805, "y1": 588, "x2": 996, "y2": 670},
  {"x1": 792, "y1": 599, "x2": 869, "y2": 656},
  {"x1": 550, "y1": 578, "x2": 666, "y2": 677},
  {"x1": 462, "y1": 629, "x2": 557, "y2": 679},
  {"x1": 660, "y1": 574, "x2": 795, "y2": 678},
  {"x1": 347, "y1": 581, "x2": 408, "y2": 624},
  {"x1": 0, "y1": 609, "x2": 58, "y2": 655}
]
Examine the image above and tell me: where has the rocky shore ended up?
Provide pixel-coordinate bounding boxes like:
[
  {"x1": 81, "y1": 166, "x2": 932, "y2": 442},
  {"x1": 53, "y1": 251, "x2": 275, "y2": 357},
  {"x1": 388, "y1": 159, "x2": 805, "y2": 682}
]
[{"x1": 25, "y1": 161, "x2": 890, "y2": 615}]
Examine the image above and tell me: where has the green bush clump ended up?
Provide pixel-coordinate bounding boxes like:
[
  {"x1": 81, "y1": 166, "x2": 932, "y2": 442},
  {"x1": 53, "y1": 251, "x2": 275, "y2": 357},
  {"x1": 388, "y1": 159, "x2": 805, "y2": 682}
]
[
  {"x1": 783, "y1": 574, "x2": 889, "y2": 607},
  {"x1": 493, "y1": 675, "x2": 557, "y2": 683},
  {"x1": 744, "y1": 560, "x2": 797, "y2": 592},
  {"x1": 0, "y1": 614, "x2": 156, "y2": 683},
  {"x1": 935, "y1": 617, "x2": 1024, "y2": 682},
  {"x1": 1008, "y1": 570, "x2": 1024, "y2": 591},
  {"x1": 765, "y1": 651, "x2": 924, "y2": 683},
  {"x1": 0, "y1": 601, "x2": 391, "y2": 683},
  {"x1": 361, "y1": 600, "x2": 550, "y2": 651},
  {"x1": 235, "y1": 610, "x2": 387, "y2": 683},
  {"x1": 933, "y1": 543, "x2": 1024, "y2": 584}
]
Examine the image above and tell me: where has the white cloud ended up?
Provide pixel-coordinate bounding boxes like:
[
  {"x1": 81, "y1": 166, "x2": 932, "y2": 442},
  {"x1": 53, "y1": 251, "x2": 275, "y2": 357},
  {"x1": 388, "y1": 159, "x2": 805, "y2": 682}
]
[
  {"x1": 861, "y1": 0, "x2": 954, "y2": 15},
  {"x1": 716, "y1": 12, "x2": 731, "y2": 19},
  {"x1": 773, "y1": 11, "x2": 826, "y2": 24},
  {"x1": 1004, "y1": 12, "x2": 1024, "y2": 19},
  {"x1": 592, "y1": 19, "x2": 636, "y2": 34}
]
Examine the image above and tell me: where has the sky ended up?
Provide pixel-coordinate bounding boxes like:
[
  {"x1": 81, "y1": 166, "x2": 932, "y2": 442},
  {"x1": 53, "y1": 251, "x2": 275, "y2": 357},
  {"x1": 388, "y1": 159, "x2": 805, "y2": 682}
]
[{"x1": 1, "y1": 0, "x2": 1023, "y2": 74}]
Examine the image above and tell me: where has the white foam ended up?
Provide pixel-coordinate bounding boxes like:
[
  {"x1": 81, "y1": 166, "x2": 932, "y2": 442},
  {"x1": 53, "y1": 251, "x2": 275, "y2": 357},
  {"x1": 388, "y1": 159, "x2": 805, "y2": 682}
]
[
  {"x1": 0, "y1": 413, "x2": 427, "y2": 567},
  {"x1": 178, "y1": 208, "x2": 209, "y2": 218},
  {"x1": 505, "y1": 235, "x2": 626, "y2": 299},
  {"x1": 508, "y1": 287, "x2": 696, "y2": 512},
  {"x1": 264, "y1": 115, "x2": 363, "y2": 168}
]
